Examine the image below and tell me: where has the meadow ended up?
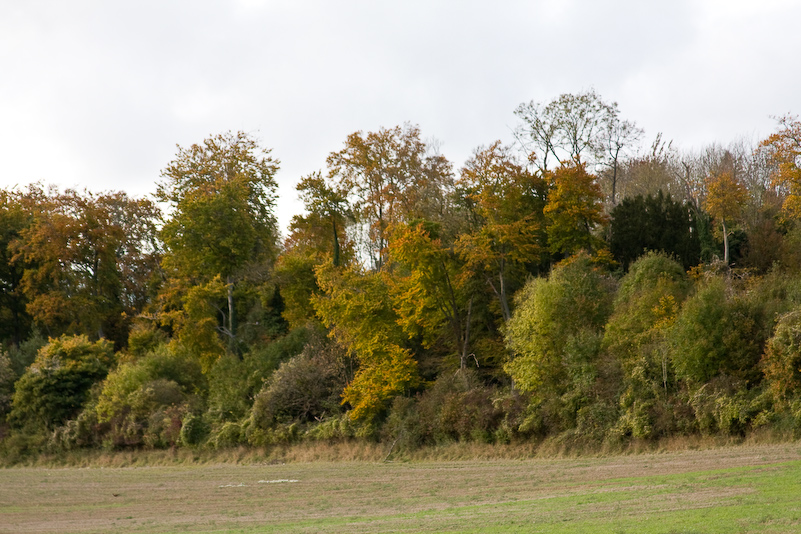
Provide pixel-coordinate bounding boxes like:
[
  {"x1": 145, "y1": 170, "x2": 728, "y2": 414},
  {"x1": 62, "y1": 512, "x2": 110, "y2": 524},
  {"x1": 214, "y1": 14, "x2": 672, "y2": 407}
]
[{"x1": 2, "y1": 442, "x2": 801, "y2": 533}]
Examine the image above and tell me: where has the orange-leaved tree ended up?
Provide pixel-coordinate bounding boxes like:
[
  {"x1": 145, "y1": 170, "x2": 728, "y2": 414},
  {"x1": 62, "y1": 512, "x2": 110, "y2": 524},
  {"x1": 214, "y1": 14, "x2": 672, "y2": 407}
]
[
  {"x1": 388, "y1": 221, "x2": 474, "y2": 370},
  {"x1": 760, "y1": 114, "x2": 801, "y2": 219},
  {"x1": 543, "y1": 163, "x2": 607, "y2": 258}
]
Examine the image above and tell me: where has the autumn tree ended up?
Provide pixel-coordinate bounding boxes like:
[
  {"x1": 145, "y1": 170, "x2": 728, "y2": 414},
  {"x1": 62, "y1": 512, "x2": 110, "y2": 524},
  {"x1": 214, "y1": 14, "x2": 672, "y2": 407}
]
[
  {"x1": 598, "y1": 116, "x2": 644, "y2": 206},
  {"x1": 761, "y1": 114, "x2": 801, "y2": 219},
  {"x1": 704, "y1": 171, "x2": 748, "y2": 265},
  {"x1": 312, "y1": 262, "x2": 418, "y2": 421},
  {"x1": 454, "y1": 141, "x2": 546, "y2": 322},
  {"x1": 543, "y1": 164, "x2": 608, "y2": 257},
  {"x1": 326, "y1": 124, "x2": 453, "y2": 270},
  {"x1": 388, "y1": 222, "x2": 474, "y2": 370},
  {"x1": 514, "y1": 89, "x2": 641, "y2": 187},
  {"x1": 762, "y1": 310, "x2": 801, "y2": 404},
  {"x1": 157, "y1": 131, "x2": 279, "y2": 358},
  {"x1": 11, "y1": 187, "x2": 160, "y2": 347},
  {"x1": 0, "y1": 189, "x2": 33, "y2": 346}
]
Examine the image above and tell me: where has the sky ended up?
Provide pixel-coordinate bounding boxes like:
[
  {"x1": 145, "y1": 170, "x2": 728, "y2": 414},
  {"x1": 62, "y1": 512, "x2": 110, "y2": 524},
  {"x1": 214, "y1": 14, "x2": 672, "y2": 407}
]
[{"x1": 2, "y1": 0, "x2": 800, "y2": 234}]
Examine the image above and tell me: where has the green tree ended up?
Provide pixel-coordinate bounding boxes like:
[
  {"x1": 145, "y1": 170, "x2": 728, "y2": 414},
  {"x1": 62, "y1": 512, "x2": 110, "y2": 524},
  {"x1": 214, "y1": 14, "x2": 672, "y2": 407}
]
[
  {"x1": 602, "y1": 253, "x2": 691, "y2": 438},
  {"x1": 0, "y1": 189, "x2": 33, "y2": 346},
  {"x1": 504, "y1": 254, "x2": 614, "y2": 398},
  {"x1": 291, "y1": 171, "x2": 354, "y2": 268},
  {"x1": 668, "y1": 277, "x2": 764, "y2": 388},
  {"x1": 157, "y1": 131, "x2": 279, "y2": 356},
  {"x1": 609, "y1": 192, "x2": 701, "y2": 271}
]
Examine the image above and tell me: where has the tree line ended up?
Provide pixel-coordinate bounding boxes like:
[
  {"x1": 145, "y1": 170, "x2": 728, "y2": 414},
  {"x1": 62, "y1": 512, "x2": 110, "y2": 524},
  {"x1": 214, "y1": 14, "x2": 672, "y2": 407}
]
[{"x1": 2, "y1": 90, "x2": 801, "y2": 458}]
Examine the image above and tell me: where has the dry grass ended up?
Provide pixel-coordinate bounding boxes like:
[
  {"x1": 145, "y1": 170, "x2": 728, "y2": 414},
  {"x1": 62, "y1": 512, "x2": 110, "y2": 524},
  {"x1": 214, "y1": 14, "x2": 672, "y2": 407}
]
[{"x1": 9, "y1": 430, "x2": 790, "y2": 469}]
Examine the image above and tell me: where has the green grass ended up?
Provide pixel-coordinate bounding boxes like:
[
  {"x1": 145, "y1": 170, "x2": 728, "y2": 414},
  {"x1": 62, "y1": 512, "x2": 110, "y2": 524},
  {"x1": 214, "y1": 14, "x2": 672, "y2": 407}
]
[{"x1": 2, "y1": 443, "x2": 800, "y2": 533}]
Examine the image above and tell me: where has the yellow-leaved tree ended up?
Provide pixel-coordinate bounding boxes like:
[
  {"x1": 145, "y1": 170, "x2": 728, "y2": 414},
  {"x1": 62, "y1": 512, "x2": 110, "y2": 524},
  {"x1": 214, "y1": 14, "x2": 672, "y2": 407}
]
[
  {"x1": 704, "y1": 171, "x2": 747, "y2": 265},
  {"x1": 312, "y1": 263, "x2": 418, "y2": 422}
]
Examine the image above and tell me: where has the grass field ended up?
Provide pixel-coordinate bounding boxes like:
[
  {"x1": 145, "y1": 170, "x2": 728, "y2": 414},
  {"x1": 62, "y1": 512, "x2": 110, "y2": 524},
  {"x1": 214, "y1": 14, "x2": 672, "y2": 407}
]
[{"x1": 2, "y1": 443, "x2": 801, "y2": 533}]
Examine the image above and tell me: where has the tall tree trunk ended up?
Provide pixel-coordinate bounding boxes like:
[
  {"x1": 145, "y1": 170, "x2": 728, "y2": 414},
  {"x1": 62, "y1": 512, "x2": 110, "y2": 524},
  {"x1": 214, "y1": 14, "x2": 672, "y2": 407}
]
[
  {"x1": 722, "y1": 219, "x2": 729, "y2": 265},
  {"x1": 227, "y1": 274, "x2": 235, "y2": 352},
  {"x1": 460, "y1": 297, "x2": 473, "y2": 370}
]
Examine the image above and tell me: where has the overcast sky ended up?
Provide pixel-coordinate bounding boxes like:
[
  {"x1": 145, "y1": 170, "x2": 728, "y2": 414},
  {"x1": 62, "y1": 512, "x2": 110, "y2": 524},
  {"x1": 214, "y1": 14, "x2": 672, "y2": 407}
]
[{"x1": 2, "y1": 0, "x2": 800, "y2": 233}]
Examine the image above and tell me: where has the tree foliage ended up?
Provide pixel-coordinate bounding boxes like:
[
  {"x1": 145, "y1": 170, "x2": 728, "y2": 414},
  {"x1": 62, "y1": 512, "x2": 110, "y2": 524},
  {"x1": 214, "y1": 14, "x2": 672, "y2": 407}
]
[
  {"x1": 326, "y1": 124, "x2": 452, "y2": 270},
  {"x1": 610, "y1": 192, "x2": 700, "y2": 270},
  {"x1": 9, "y1": 335, "x2": 114, "y2": 431},
  {"x1": 504, "y1": 253, "x2": 613, "y2": 397},
  {"x1": 761, "y1": 114, "x2": 801, "y2": 219},
  {"x1": 313, "y1": 263, "x2": 418, "y2": 421},
  {"x1": 543, "y1": 164, "x2": 607, "y2": 256},
  {"x1": 157, "y1": 131, "x2": 279, "y2": 356},
  {"x1": 455, "y1": 142, "x2": 546, "y2": 322},
  {"x1": 11, "y1": 188, "x2": 160, "y2": 347}
]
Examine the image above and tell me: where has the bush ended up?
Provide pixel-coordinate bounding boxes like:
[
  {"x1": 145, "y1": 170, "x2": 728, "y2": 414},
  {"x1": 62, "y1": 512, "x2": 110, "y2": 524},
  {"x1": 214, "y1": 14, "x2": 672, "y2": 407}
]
[
  {"x1": 251, "y1": 335, "x2": 347, "y2": 428},
  {"x1": 209, "y1": 421, "x2": 243, "y2": 449},
  {"x1": 504, "y1": 253, "x2": 614, "y2": 396},
  {"x1": 206, "y1": 326, "x2": 315, "y2": 424},
  {"x1": 8, "y1": 335, "x2": 114, "y2": 431},
  {"x1": 0, "y1": 351, "x2": 14, "y2": 420},
  {"x1": 383, "y1": 371, "x2": 503, "y2": 449},
  {"x1": 94, "y1": 345, "x2": 204, "y2": 448},
  {"x1": 762, "y1": 309, "x2": 801, "y2": 403},
  {"x1": 670, "y1": 277, "x2": 766, "y2": 387}
]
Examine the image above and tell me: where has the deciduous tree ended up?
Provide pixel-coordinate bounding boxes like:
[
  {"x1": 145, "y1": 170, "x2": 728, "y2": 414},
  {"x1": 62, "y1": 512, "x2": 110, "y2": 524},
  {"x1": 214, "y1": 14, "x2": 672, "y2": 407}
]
[
  {"x1": 326, "y1": 124, "x2": 452, "y2": 270},
  {"x1": 11, "y1": 188, "x2": 160, "y2": 347},
  {"x1": 313, "y1": 263, "x2": 418, "y2": 421},
  {"x1": 543, "y1": 164, "x2": 607, "y2": 257},
  {"x1": 455, "y1": 142, "x2": 546, "y2": 322},
  {"x1": 157, "y1": 131, "x2": 279, "y2": 355},
  {"x1": 760, "y1": 114, "x2": 801, "y2": 219},
  {"x1": 704, "y1": 171, "x2": 747, "y2": 265}
]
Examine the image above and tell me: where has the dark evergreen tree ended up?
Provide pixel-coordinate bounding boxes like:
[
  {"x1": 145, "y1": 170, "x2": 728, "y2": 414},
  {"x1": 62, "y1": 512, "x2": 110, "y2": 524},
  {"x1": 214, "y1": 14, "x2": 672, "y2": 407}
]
[{"x1": 610, "y1": 192, "x2": 701, "y2": 271}]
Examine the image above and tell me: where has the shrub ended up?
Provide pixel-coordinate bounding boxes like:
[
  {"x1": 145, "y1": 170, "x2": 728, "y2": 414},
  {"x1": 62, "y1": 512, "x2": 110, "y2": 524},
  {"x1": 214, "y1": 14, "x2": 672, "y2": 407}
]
[
  {"x1": 383, "y1": 371, "x2": 503, "y2": 448},
  {"x1": 504, "y1": 253, "x2": 614, "y2": 396},
  {"x1": 670, "y1": 278, "x2": 766, "y2": 387},
  {"x1": 251, "y1": 335, "x2": 347, "y2": 428},
  {"x1": 94, "y1": 345, "x2": 204, "y2": 448},
  {"x1": 8, "y1": 335, "x2": 114, "y2": 431},
  {"x1": 762, "y1": 309, "x2": 801, "y2": 403}
]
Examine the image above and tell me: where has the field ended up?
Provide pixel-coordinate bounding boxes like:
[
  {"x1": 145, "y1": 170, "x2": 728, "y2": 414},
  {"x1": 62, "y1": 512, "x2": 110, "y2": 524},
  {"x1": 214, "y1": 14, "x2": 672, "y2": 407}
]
[{"x1": 2, "y1": 443, "x2": 801, "y2": 533}]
